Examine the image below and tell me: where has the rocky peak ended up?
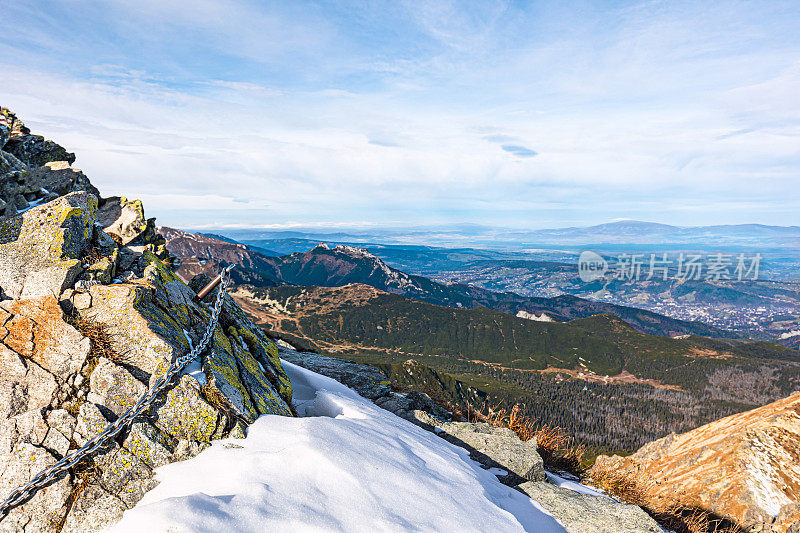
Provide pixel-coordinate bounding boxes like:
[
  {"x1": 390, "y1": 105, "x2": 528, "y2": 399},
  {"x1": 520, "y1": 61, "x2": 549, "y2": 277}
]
[{"x1": 0, "y1": 107, "x2": 294, "y2": 531}]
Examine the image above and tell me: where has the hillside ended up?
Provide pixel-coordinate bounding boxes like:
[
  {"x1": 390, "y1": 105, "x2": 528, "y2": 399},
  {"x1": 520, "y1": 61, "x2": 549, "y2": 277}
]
[
  {"x1": 162, "y1": 227, "x2": 732, "y2": 339},
  {"x1": 157, "y1": 226, "x2": 283, "y2": 287},
  {"x1": 235, "y1": 283, "x2": 800, "y2": 451}
]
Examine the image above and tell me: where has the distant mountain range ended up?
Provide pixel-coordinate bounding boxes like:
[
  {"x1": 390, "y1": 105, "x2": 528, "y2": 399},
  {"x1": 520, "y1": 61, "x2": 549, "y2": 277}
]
[
  {"x1": 160, "y1": 227, "x2": 732, "y2": 338},
  {"x1": 209, "y1": 220, "x2": 800, "y2": 249}
]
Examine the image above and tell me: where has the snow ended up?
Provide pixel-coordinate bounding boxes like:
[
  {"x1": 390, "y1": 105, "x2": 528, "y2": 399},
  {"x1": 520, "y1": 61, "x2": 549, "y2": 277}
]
[
  {"x1": 545, "y1": 471, "x2": 606, "y2": 497},
  {"x1": 516, "y1": 310, "x2": 554, "y2": 322},
  {"x1": 109, "y1": 361, "x2": 567, "y2": 532},
  {"x1": 181, "y1": 330, "x2": 207, "y2": 385}
]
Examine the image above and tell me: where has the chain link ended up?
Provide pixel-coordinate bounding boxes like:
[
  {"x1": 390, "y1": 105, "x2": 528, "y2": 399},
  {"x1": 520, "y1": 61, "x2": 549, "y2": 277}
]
[{"x1": 0, "y1": 265, "x2": 234, "y2": 520}]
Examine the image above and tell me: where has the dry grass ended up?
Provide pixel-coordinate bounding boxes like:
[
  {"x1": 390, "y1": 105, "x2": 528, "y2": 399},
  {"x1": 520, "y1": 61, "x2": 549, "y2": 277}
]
[
  {"x1": 67, "y1": 313, "x2": 127, "y2": 365},
  {"x1": 479, "y1": 403, "x2": 588, "y2": 475},
  {"x1": 589, "y1": 462, "x2": 743, "y2": 533},
  {"x1": 201, "y1": 383, "x2": 241, "y2": 430},
  {"x1": 79, "y1": 245, "x2": 105, "y2": 267},
  {"x1": 52, "y1": 457, "x2": 101, "y2": 532}
]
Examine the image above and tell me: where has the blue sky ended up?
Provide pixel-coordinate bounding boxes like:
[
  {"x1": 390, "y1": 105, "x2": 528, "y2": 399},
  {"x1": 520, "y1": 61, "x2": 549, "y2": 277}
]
[{"x1": 1, "y1": 0, "x2": 799, "y2": 230}]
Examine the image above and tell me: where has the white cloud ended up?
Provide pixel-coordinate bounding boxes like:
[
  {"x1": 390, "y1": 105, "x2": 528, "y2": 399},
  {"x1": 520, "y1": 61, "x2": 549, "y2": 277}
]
[{"x1": 1, "y1": 1, "x2": 798, "y2": 228}]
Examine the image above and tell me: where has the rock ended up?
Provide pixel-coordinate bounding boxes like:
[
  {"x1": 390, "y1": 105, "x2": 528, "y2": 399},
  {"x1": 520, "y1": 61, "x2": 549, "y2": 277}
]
[
  {"x1": 21, "y1": 162, "x2": 98, "y2": 198},
  {"x1": 88, "y1": 358, "x2": 147, "y2": 418},
  {"x1": 149, "y1": 375, "x2": 225, "y2": 443},
  {"x1": 122, "y1": 422, "x2": 173, "y2": 469},
  {"x1": 0, "y1": 296, "x2": 90, "y2": 382},
  {"x1": 74, "y1": 402, "x2": 112, "y2": 446},
  {"x1": 427, "y1": 420, "x2": 545, "y2": 482},
  {"x1": 96, "y1": 196, "x2": 150, "y2": 246},
  {"x1": 3, "y1": 134, "x2": 75, "y2": 168},
  {"x1": 374, "y1": 390, "x2": 451, "y2": 421},
  {"x1": 277, "y1": 347, "x2": 391, "y2": 400},
  {"x1": 590, "y1": 391, "x2": 800, "y2": 533},
  {"x1": 0, "y1": 192, "x2": 95, "y2": 299},
  {"x1": 0, "y1": 443, "x2": 73, "y2": 532},
  {"x1": 517, "y1": 481, "x2": 662, "y2": 532}
]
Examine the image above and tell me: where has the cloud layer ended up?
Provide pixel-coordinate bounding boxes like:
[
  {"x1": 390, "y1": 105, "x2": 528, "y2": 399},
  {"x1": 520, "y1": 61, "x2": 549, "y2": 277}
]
[{"x1": 1, "y1": 0, "x2": 798, "y2": 229}]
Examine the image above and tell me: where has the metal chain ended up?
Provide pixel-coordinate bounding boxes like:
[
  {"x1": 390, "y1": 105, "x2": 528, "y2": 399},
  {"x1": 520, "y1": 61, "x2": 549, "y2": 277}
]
[{"x1": 0, "y1": 265, "x2": 234, "y2": 519}]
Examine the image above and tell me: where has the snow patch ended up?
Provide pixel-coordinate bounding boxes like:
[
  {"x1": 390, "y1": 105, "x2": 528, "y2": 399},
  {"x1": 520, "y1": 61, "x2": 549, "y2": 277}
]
[
  {"x1": 545, "y1": 472, "x2": 606, "y2": 498},
  {"x1": 516, "y1": 311, "x2": 554, "y2": 322},
  {"x1": 110, "y1": 361, "x2": 566, "y2": 532}
]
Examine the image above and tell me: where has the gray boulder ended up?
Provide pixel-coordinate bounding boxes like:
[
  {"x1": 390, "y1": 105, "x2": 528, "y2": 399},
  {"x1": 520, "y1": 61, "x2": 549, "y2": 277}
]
[
  {"x1": 426, "y1": 418, "x2": 545, "y2": 482},
  {"x1": 278, "y1": 347, "x2": 391, "y2": 400},
  {"x1": 0, "y1": 192, "x2": 95, "y2": 299},
  {"x1": 518, "y1": 481, "x2": 662, "y2": 533}
]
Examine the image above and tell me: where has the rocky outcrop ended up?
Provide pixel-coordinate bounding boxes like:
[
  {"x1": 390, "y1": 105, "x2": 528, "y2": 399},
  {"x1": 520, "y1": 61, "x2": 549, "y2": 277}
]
[
  {"x1": 0, "y1": 192, "x2": 95, "y2": 299},
  {"x1": 591, "y1": 392, "x2": 800, "y2": 533},
  {"x1": 0, "y1": 108, "x2": 96, "y2": 219},
  {"x1": 0, "y1": 107, "x2": 294, "y2": 532}
]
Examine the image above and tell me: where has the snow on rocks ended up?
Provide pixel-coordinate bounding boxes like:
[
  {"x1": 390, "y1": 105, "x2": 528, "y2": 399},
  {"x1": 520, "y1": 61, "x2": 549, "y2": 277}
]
[{"x1": 110, "y1": 361, "x2": 566, "y2": 532}]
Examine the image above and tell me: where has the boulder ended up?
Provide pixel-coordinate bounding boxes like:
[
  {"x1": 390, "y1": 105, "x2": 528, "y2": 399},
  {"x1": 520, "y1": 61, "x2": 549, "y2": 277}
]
[
  {"x1": 590, "y1": 391, "x2": 800, "y2": 533},
  {"x1": 3, "y1": 134, "x2": 75, "y2": 168},
  {"x1": 0, "y1": 192, "x2": 95, "y2": 299},
  {"x1": 20, "y1": 162, "x2": 99, "y2": 198},
  {"x1": 277, "y1": 347, "x2": 391, "y2": 400},
  {"x1": 426, "y1": 419, "x2": 545, "y2": 482},
  {"x1": 517, "y1": 481, "x2": 662, "y2": 532},
  {"x1": 96, "y1": 196, "x2": 150, "y2": 246}
]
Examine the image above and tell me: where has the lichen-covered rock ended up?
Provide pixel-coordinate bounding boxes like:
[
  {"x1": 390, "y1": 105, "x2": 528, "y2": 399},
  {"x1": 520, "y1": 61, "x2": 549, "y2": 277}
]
[
  {"x1": 0, "y1": 107, "x2": 296, "y2": 532},
  {"x1": 88, "y1": 358, "x2": 146, "y2": 418},
  {"x1": 96, "y1": 196, "x2": 150, "y2": 246},
  {"x1": 0, "y1": 192, "x2": 95, "y2": 299},
  {"x1": 0, "y1": 443, "x2": 73, "y2": 532},
  {"x1": 517, "y1": 481, "x2": 662, "y2": 532},
  {"x1": 428, "y1": 420, "x2": 545, "y2": 482}
]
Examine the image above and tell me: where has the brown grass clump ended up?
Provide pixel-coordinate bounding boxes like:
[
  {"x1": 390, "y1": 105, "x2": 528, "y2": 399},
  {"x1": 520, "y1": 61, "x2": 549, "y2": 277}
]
[
  {"x1": 589, "y1": 462, "x2": 743, "y2": 533},
  {"x1": 67, "y1": 314, "x2": 127, "y2": 365},
  {"x1": 201, "y1": 383, "x2": 242, "y2": 430},
  {"x1": 481, "y1": 403, "x2": 588, "y2": 475},
  {"x1": 79, "y1": 245, "x2": 105, "y2": 267},
  {"x1": 51, "y1": 456, "x2": 101, "y2": 532}
]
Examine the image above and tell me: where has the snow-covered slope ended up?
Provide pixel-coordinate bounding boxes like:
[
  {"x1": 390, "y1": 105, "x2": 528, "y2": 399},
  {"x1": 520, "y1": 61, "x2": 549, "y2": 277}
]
[{"x1": 109, "y1": 361, "x2": 566, "y2": 532}]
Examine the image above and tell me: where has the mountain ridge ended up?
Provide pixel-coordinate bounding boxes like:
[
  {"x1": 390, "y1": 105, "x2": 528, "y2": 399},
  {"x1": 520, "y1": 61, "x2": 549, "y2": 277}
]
[{"x1": 161, "y1": 226, "x2": 734, "y2": 339}]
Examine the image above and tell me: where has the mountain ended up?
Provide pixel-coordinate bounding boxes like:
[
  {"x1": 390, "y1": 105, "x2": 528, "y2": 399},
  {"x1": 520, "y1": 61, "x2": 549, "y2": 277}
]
[
  {"x1": 517, "y1": 220, "x2": 800, "y2": 247},
  {"x1": 157, "y1": 226, "x2": 283, "y2": 287},
  {"x1": 161, "y1": 229, "x2": 733, "y2": 339},
  {"x1": 235, "y1": 282, "x2": 800, "y2": 451},
  {"x1": 591, "y1": 392, "x2": 800, "y2": 533},
  {"x1": 243, "y1": 284, "x2": 799, "y2": 379}
]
